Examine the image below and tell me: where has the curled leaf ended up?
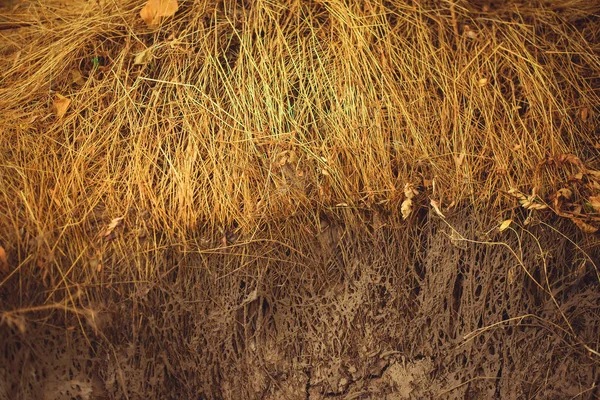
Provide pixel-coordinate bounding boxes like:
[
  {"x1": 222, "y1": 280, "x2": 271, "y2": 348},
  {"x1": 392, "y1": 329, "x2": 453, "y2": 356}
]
[
  {"x1": 403, "y1": 183, "x2": 419, "y2": 199},
  {"x1": 430, "y1": 199, "x2": 445, "y2": 218}
]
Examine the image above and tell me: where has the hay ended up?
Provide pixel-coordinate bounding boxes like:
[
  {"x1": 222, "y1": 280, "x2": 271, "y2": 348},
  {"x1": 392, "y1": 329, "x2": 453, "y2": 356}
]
[{"x1": 1, "y1": 0, "x2": 599, "y2": 398}]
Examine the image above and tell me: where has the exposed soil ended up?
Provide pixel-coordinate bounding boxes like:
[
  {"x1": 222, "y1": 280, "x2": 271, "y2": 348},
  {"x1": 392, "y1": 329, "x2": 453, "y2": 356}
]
[{"x1": 2, "y1": 212, "x2": 599, "y2": 399}]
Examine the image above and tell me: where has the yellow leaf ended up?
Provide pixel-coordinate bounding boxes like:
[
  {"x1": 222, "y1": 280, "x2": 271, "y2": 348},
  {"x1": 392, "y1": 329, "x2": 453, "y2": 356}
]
[
  {"x1": 140, "y1": 0, "x2": 178, "y2": 27},
  {"x1": 477, "y1": 78, "x2": 488, "y2": 87},
  {"x1": 134, "y1": 48, "x2": 153, "y2": 65},
  {"x1": 53, "y1": 94, "x2": 71, "y2": 118},
  {"x1": 499, "y1": 219, "x2": 512, "y2": 232},
  {"x1": 589, "y1": 195, "x2": 600, "y2": 212}
]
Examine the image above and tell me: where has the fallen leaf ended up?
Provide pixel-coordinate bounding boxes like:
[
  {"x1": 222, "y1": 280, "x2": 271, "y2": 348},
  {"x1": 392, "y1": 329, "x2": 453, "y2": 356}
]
[
  {"x1": 581, "y1": 107, "x2": 589, "y2": 122},
  {"x1": 454, "y1": 152, "x2": 466, "y2": 168},
  {"x1": 430, "y1": 199, "x2": 445, "y2": 218},
  {"x1": 89, "y1": 256, "x2": 102, "y2": 272},
  {"x1": 401, "y1": 198, "x2": 413, "y2": 220},
  {"x1": 557, "y1": 188, "x2": 573, "y2": 200},
  {"x1": 477, "y1": 78, "x2": 488, "y2": 87},
  {"x1": 140, "y1": 0, "x2": 178, "y2": 27},
  {"x1": 70, "y1": 70, "x2": 86, "y2": 85},
  {"x1": 464, "y1": 26, "x2": 478, "y2": 39},
  {"x1": 571, "y1": 218, "x2": 598, "y2": 234},
  {"x1": 576, "y1": 260, "x2": 587, "y2": 279},
  {"x1": 499, "y1": 219, "x2": 512, "y2": 232},
  {"x1": 589, "y1": 195, "x2": 600, "y2": 212},
  {"x1": 104, "y1": 216, "x2": 124, "y2": 237},
  {"x1": 0, "y1": 246, "x2": 7, "y2": 273},
  {"x1": 134, "y1": 48, "x2": 153, "y2": 65},
  {"x1": 507, "y1": 266, "x2": 516, "y2": 285},
  {"x1": 53, "y1": 94, "x2": 71, "y2": 118},
  {"x1": 403, "y1": 183, "x2": 419, "y2": 199},
  {"x1": 556, "y1": 153, "x2": 585, "y2": 169}
]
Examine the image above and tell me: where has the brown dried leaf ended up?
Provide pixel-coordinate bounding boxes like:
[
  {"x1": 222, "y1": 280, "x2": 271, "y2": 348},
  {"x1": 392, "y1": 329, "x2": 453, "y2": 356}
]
[
  {"x1": 53, "y1": 94, "x2": 71, "y2": 118},
  {"x1": 571, "y1": 218, "x2": 598, "y2": 234},
  {"x1": 581, "y1": 107, "x2": 589, "y2": 122},
  {"x1": 140, "y1": 0, "x2": 178, "y2": 27},
  {"x1": 0, "y1": 246, "x2": 7, "y2": 273},
  {"x1": 557, "y1": 188, "x2": 573, "y2": 200},
  {"x1": 70, "y1": 70, "x2": 85, "y2": 85},
  {"x1": 557, "y1": 153, "x2": 585, "y2": 169}
]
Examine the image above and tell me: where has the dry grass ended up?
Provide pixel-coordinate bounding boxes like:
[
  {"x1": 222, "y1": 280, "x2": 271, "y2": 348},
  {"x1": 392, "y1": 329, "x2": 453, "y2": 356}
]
[
  {"x1": 1, "y1": 0, "x2": 598, "y2": 283},
  {"x1": 0, "y1": 0, "x2": 600, "y2": 396}
]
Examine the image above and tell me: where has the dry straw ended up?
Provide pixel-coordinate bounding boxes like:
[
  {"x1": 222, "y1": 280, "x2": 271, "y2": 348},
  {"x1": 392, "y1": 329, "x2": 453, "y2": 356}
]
[{"x1": 0, "y1": 0, "x2": 599, "y2": 395}]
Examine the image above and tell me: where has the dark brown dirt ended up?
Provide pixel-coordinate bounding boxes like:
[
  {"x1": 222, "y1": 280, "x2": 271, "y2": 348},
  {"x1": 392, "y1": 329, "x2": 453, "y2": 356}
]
[{"x1": 2, "y1": 211, "x2": 599, "y2": 399}]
